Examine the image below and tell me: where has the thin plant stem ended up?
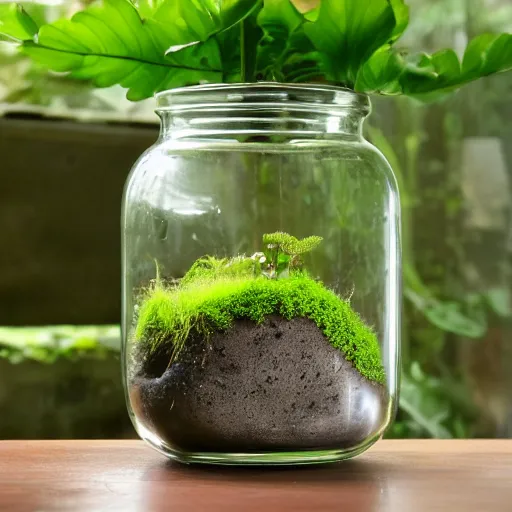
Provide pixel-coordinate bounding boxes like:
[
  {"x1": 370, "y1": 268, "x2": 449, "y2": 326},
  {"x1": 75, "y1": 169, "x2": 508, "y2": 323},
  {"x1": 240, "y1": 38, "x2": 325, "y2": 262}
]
[{"x1": 240, "y1": 18, "x2": 246, "y2": 82}]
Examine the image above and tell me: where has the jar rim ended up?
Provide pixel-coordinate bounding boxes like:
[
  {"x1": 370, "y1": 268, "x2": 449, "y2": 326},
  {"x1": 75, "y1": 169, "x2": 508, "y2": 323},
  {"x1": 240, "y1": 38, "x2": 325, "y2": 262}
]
[{"x1": 155, "y1": 82, "x2": 370, "y2": 115}]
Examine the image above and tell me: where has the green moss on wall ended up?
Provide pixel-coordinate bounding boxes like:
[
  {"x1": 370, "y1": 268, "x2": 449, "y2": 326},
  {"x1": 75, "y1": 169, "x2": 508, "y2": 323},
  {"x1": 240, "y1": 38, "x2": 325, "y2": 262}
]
[{"x1": 0, "y1": 325, "x2": 120, "y2": 364}]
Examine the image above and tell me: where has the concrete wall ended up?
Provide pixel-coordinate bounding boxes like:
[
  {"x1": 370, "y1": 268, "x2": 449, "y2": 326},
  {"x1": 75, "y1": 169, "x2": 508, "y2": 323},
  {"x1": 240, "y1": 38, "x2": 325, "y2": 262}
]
[
  {"x1": 0, "y1": 354, "x2": 133, "y2": 439},
  {"x1": 0, "y1": 116, "x2": 159, "y2": 325}
]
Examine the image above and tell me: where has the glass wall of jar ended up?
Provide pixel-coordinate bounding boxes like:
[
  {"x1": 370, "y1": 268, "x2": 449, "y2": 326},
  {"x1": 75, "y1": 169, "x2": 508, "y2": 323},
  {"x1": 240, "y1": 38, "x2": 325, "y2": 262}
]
[{"x1": 122, "y1": 84, "x2": 401, "y2": 465}]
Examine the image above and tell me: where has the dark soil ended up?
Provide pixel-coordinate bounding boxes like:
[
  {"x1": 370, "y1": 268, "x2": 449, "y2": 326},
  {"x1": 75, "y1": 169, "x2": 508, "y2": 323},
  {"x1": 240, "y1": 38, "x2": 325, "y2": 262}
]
[{"x1": 130, "y1": 316, "x2": 388, "y2": 453}]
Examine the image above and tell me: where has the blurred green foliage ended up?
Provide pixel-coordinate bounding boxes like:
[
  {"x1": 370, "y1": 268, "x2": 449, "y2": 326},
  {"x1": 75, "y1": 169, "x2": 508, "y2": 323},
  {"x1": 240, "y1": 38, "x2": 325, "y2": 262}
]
[
  {"x1": 0, "y1": 325, "x2": 120, "y2": 364},
  {"x1": 371, "y1": 0, "x2": 512, "y2": 439}
]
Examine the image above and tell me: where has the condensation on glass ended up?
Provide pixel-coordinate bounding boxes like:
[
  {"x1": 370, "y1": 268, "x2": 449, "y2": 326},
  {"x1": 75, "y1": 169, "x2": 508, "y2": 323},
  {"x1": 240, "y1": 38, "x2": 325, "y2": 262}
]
[{"x1": 122, "y1": 84, "x2": 401, "y2": 465}]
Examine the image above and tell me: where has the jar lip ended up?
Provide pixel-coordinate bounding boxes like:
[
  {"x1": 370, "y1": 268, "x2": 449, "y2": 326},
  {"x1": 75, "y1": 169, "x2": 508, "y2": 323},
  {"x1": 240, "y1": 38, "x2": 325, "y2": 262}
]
[{"x1": 155, "y1": 82, "x2": 370, "y2": 115}]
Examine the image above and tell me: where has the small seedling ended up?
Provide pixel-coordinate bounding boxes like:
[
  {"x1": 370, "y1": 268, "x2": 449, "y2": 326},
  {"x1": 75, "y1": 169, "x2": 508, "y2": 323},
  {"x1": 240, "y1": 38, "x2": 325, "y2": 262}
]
[{"x1": 259, "y1": 232, "x2": 323, "y2": 279}]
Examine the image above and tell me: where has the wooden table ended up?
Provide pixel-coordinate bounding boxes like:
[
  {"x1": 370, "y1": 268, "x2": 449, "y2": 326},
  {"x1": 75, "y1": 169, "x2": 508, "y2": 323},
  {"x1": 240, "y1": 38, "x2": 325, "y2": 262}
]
[{"x1": 0, "y1": 440, "x2": 511, "y2": 511}]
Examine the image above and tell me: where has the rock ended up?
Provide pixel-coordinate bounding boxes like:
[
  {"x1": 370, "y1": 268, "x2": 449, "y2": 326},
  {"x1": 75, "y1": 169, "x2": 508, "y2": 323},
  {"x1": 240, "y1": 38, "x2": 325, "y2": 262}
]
[{"x1": 130, "y1": 316, "x2": 388, "y2": 452}]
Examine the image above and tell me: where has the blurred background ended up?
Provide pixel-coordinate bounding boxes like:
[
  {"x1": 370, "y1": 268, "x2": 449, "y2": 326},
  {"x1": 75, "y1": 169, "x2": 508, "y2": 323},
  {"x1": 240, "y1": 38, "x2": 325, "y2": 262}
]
[{"x1": 0, "y1": 0, "x2": 511, "y2": 440}]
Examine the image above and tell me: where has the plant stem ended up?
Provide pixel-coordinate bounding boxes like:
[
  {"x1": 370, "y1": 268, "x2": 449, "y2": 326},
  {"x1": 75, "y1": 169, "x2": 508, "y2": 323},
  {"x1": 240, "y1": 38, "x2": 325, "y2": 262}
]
[{"x1": 240, "y1": 18, "x2": 246, "y2": 82}]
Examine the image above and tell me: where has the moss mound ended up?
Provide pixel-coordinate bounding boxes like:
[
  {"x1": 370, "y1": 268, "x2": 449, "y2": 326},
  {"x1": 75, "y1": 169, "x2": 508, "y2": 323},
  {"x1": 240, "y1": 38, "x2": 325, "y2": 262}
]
[{"x1": 135, "y1": 261, "x2": 385, "y2": 384}]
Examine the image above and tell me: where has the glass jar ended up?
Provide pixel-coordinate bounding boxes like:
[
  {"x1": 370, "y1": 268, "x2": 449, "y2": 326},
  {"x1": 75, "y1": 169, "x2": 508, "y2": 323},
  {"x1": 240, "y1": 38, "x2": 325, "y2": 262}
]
[{"x1": 122, "y1": 83, "x2": 401, "y2": 465}]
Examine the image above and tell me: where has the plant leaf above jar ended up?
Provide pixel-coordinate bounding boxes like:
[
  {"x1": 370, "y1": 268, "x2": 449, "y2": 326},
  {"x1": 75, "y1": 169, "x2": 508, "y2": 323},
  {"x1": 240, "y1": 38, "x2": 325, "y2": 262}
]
[{"x1": 0, "y1": 0, "x2": 510, "y2": 100}]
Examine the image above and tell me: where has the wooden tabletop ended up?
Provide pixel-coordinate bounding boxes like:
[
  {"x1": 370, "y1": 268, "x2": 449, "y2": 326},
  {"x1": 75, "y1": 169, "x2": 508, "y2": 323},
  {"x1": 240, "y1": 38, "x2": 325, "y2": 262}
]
[{"x1": 0, "y1": 440, "x2": 511, "y2": 511}]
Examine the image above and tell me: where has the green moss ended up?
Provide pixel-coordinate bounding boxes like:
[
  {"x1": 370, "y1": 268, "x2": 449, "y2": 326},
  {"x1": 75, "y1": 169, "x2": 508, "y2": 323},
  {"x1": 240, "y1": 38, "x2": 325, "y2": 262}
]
[{"x1": 135, "y1": 266, "x2": 385, "y2": 384}]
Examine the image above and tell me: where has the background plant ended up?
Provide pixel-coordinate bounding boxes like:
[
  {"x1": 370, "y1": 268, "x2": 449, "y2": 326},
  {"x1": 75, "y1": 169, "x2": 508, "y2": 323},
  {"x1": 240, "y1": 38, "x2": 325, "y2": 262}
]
[{"x1": 370, "y1": 0, "x2": 512, "y2": 439}]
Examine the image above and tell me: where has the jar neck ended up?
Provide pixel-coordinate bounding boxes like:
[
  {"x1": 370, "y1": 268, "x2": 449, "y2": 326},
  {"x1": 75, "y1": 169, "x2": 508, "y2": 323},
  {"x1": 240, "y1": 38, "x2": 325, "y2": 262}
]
[{"x1": 155, "y1": 83, "x2": 370, "y2": 142}]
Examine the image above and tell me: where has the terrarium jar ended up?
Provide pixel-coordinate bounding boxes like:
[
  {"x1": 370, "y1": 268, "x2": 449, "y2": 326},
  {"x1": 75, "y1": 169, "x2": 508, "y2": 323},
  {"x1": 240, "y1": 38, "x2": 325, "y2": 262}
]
[{"x1": 122, "y1": 83, "x2": 401, "y2": 465}]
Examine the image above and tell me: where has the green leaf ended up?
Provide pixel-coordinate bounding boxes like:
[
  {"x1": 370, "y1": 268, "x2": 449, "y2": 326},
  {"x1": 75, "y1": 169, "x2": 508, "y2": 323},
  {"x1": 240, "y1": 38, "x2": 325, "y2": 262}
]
[
  {"x1": 286, "y1": 235, "x2": 323, "y2": 254},
  {"x1": 399, "y1": 364, "x2": 452, "y2": 439},
  {"x1": 355, "y1": 33, "x2": 512, "y2": 99},
  {"x1": 276, "y1": 253, "x2": 291, "y2": 274},
  {"x1": 256, "y1": 0, "x2": 303, "y2": 80},
  {"x1": 303, "y1": 0, "x2": 399, "y2": 85},
  {"x1": 302, "y1": 5, "x2": 319, "y2": 22},
  {"x1": 152, "y1": 0, "x2": 261, "y2": 43},
  {"x1": 402, "y1": 33, "x2": 512, "y2": 98},
  {"x1": 389, "y1": 0, "x2": 409, "y2": 43},
  {"x1": 463, "y1": 33, "x2": 511, "y2": 76},
  {"x1": 134, "y1": 0, "x2": 166, "y2": 19},
  {"x1": 216, "y1": 9, "x2": 262, "y2": 83},
  {"x1": 484, "y1": 287, "x2": 512, "y2": 318},
  {"x1": 259, "y1": 0, "x2": 302, "y2": 33},
  {"x1": 355, "y1": 46, "x2": 403, "y2": 94},
  {"x1": 0, "y1": 3, "x2": 38, "y2": 42},
  {"x1": 240, "y1": 10, "x2": 262, "y2": 81},
  {"x1": 216, "y1": 22, "x2": 243, "y2": 82},
  {"x1": 400, "y1": 52, "x2": 458, "y2": 92},
  {"x1": 405, "y1": 289, "x2": 487, "y2": 338},
  {"x1": 397, "y1": 363, "x2": 478, "y2": 439},
  {"x1": 1, "y1": 0, "x2": 510, "y2": 101},
  {"x1": 18, "y1": 0, "x2": 222, "y2": 100},
  {"x1": 280, "y1": 30, "x2": 323, "y2": 82},
  {"x1": 263, "y1": 231, "x2": 297, "y2": 246}
]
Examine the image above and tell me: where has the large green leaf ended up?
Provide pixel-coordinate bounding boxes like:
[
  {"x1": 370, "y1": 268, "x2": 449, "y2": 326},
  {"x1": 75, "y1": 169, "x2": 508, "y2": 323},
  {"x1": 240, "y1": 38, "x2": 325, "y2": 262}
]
[
  {"x1": 16, "y1": 0, "x2": 222, "y2": 100},
  {"x1": 1, "y1": 0, "x2": 510, "y2": 100},
  {"x1": 134, "y1": 0, "x2": 167, "y2": 19},
  {"x1": 216, "y1": 9, "x2": 262, "y2": 82},
  {"x1": 152, "y1": 0, "x2": 261, "y2": 43},
  {"x1": 256, "y1": 0, "x2": 304, "y2": 80},
  {"x1": 354, "y1": 45, "x2": 403, "y2": 94},
  {"x1": 303, "y1": 0, "x2": 400, "y2": 85},
  {"x1": 389, "y1": 0, "x2": 409, "y2": 43},
  {"x1": 357, "y1": 32, "x2": 512, "y2": 98},
  {"x1": 402, "y1": 33, "x2": 512, "y2": 97},
  {"x1": 213, "y1": 0, "x2": 320, "y2": 82},
  {"x1": 0, "y1": 3, "x2": 38, "y2": 42},
  {"x1": 278, "y1": 31, "x2": 323, "y2": 82},
  {"x1": 259, "y1": 0, "x2": 302, "y2": 33}
]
